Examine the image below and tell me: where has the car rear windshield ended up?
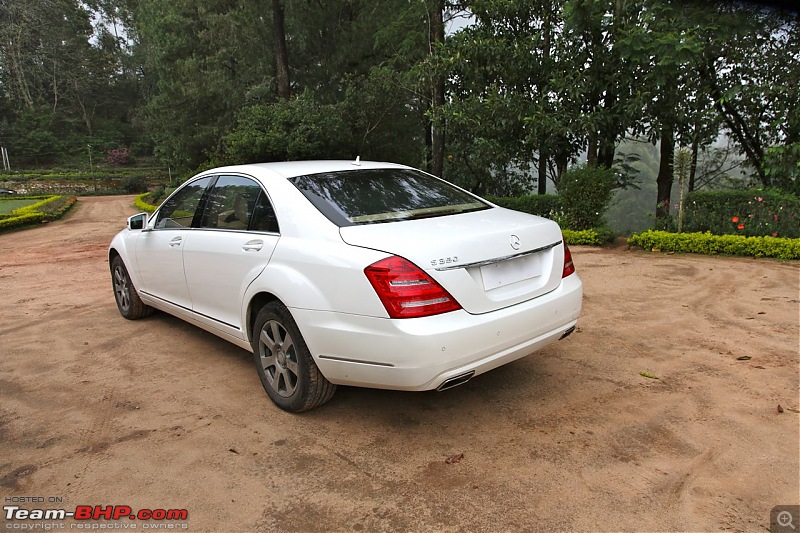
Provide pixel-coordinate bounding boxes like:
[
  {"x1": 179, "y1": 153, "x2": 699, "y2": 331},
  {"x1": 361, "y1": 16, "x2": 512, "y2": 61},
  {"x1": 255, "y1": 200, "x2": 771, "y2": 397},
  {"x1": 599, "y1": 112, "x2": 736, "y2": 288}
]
[{"x1": 290, "y1": 168, "x2": 489, "y2": 226}]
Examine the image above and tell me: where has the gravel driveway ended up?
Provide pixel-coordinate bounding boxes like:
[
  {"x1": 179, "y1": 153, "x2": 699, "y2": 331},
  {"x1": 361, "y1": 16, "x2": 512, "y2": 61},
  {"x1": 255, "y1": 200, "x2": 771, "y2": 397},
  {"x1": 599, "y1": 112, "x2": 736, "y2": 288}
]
[{"x1": 1, "y1": 195, "x2": 797, "y2": 531}]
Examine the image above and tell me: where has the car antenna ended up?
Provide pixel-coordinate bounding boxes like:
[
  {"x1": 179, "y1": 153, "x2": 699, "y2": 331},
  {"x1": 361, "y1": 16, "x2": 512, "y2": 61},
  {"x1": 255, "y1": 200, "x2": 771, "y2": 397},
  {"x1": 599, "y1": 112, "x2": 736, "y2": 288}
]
[{"x1": 352, "y1": 156, "x2": 361, "y2": 166}]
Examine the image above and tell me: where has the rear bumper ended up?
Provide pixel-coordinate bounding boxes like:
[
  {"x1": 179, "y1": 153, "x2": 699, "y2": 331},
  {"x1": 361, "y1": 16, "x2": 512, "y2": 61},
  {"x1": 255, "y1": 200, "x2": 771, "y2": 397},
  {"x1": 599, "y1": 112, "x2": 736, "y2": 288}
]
[{"x1": 291, "y1": 273, "x2": 582, "y2": 391}]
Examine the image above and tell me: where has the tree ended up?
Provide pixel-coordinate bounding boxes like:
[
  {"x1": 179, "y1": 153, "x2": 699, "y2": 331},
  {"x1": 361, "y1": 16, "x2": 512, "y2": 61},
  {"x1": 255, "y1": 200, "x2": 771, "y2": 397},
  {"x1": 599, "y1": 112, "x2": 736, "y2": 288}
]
[
  {"x1": 0, "y1": 0, "x2": 142, "y2": 164},
  {"x1": 693, "y1": 3, "x2": 798, "y2": 189},
  {"x1": 134, "y1": 0, "x2": 275, "y2": 168}
]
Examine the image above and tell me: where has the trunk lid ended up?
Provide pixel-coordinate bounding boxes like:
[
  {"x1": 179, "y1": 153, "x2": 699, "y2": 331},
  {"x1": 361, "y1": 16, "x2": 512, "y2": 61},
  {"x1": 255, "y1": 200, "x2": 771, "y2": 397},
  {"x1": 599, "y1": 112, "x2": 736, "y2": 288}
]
[{"x1": 340, "y1": 207, "x2": 565, "y2": 314}]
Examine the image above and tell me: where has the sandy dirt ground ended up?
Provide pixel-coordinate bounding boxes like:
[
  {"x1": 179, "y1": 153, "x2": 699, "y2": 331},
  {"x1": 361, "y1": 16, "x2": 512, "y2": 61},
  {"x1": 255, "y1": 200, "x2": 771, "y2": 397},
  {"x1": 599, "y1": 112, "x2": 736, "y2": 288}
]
[{"x1": 0, "y1": 195, "x2": 798, "y2": 532}]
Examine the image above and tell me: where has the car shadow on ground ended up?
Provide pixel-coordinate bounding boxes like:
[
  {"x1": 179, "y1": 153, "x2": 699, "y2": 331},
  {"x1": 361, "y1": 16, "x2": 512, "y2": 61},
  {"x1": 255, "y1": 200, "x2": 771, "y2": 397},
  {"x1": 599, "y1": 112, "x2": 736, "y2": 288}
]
[{"x1": 143, "y1": 306, "x2": 558, "y2": 418}]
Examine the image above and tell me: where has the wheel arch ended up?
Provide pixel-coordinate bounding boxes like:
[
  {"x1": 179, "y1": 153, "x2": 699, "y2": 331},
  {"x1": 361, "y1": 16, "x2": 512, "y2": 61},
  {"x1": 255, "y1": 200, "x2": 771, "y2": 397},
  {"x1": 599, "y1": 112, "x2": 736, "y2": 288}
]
[
  {"x1": 108, "y1": 247, "x2": 121, "y2": 272},
  {"x1": 246, "y1": 292, "x2": 281, "y2": 345}
]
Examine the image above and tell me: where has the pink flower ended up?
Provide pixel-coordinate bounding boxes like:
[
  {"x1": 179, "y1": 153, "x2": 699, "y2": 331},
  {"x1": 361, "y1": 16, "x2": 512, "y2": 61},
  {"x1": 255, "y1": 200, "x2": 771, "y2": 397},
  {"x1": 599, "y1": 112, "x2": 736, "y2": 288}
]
[
  {"x1": 772, "y1": 232, "x2": 778, "y2": 237},
  {"x1": 737, "y1": 224, "x2": 745, "y2": 230},
  {"x1": 757, "y1": 197, "x2": 763, "y2": 202}
]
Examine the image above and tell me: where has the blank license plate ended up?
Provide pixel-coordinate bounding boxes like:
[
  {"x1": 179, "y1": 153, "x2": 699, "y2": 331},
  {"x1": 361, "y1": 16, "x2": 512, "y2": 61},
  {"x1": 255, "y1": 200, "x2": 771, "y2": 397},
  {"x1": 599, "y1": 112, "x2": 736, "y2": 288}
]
[{"x1": 480, "y1": 254, "x2": 543, "y2": 290}]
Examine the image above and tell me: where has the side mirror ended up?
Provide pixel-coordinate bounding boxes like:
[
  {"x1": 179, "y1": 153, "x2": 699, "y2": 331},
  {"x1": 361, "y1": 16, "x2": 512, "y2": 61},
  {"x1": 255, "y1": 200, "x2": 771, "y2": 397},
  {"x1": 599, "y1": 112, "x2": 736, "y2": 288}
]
[{"x1": 127, "y1": 213, "x2": 148, "y2": 231}]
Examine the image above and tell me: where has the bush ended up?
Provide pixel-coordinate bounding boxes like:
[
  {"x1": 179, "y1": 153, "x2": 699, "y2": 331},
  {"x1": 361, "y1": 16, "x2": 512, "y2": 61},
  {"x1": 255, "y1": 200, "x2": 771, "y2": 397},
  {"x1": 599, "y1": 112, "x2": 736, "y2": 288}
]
[
  {"x1": 121, "y1": 175, "x2": 148, "y2": 194},
  {"x1": 224, "y1": 90, "x2": 351, "y2": 163},
  {"x1": 146, "y1": 186, "x2": 167, "y2": 205},
  {"x1": 629, "y1": 230, "x2": 800, "y2": 260},
  {"x1": 682, "y1": 189, "x2": 799, "y2": 238},
  {"x1": 107, "y1": 147, "x2": 131, "y2": 166},
  {"x1": 134, "y1": 193, "x2": 158, "y2": 213},
  {"x1": 488, "y1": 193, "x2": 612, "y2": 246},
  {"x1": 563, "y1": 227, "x2": 615, "y2": 246},
  {"x1": 557, "y1": 164, "x2": 617, "y2": 230},
  {"x1": 486, "y1": 194, "x2": 561, "y2": 217}
]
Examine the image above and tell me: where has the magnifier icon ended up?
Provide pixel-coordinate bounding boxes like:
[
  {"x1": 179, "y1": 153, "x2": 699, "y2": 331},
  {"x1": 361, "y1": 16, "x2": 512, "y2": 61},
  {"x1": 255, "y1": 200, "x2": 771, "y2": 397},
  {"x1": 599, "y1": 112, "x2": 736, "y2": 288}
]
[{"x1": 778, "y1": 510, "x2": 796, "y2": 530}]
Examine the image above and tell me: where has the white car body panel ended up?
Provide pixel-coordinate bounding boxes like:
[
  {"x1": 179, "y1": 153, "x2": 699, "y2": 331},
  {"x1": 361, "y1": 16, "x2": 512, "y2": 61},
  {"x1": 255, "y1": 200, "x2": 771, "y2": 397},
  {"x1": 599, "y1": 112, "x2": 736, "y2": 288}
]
[
  {"x1": 339, "y1": 208, "x2": 565, "y2": 314},
  {"x1": 135, "y1": 228, "x2": 193, "y2": 309},
  {"x1": 183, "y1": 230, "x2": 278, "y2": 328},
  {"x1": 294, "y1": 273, "x2": 582, "y2": 390},
  {"x1": 109, "y1": 160, "x2": 583, "y2": 394}
]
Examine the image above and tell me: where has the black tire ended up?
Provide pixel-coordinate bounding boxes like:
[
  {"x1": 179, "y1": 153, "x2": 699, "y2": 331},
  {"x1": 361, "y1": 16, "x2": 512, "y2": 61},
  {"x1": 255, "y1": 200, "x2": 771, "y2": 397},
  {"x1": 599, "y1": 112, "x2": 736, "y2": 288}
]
[
  {"x1": 111, "y1": 255, "x2": 153, "y2": 320},
  {"x1": 251, "y1": 302, "x2": 336, "y2": 412}
]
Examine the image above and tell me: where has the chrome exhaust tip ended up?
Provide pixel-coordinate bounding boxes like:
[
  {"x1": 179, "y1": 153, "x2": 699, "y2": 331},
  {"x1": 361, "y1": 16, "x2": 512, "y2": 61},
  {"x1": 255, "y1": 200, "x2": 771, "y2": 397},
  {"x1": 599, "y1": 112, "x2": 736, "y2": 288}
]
[
  {"x1": 437, "y1": 371, "x2": 475, "y2": 391},
  {"x1": 559, "y1": 326, "x2": 576, "y2": 340}
]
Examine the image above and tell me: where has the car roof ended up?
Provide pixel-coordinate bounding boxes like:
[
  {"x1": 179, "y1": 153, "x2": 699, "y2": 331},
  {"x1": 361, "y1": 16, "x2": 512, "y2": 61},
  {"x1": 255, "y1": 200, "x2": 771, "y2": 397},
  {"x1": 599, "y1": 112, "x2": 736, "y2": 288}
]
[{"x1": 202, "y1": 160, "x2": 413, "y2": 180}]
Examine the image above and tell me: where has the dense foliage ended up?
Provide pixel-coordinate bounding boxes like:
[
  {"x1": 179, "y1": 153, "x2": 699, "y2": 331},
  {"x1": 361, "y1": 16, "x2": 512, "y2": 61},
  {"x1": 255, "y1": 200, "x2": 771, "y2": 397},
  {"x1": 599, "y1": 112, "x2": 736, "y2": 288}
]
[
  {"x1": 555, "y1": 165, "x2": 617, "y2": 230},
  {"x1": 0, "y1": 0, "x2": 797, "y2": 220},
  {"x1": 486, "y1": 194, "x2": 561, "y2": 218},
  {"x1": 682, "y1": 189, "x2": 800, "y2": 238}
]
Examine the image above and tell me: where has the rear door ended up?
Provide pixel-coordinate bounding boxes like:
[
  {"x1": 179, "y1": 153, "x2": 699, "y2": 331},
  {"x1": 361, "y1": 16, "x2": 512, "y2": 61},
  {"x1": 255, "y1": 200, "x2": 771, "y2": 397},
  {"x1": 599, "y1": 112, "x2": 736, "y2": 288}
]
[{"x1": 182, "y1": 175, "x2": 279, "y2": 332}]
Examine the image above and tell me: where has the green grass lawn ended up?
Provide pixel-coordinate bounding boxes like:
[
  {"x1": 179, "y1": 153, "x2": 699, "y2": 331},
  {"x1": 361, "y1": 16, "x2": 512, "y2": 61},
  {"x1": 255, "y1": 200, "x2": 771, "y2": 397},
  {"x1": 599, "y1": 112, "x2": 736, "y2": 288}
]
[{"x1": 0, "y1": 199, "x2": 38, "y2": 214}]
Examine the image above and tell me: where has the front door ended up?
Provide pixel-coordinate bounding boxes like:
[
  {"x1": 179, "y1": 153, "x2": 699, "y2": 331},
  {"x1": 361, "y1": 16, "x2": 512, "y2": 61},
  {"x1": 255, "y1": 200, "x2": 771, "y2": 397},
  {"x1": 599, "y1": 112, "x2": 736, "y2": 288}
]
[{"x1": 135, "y1": 176, "x2": 213, "y2": 310}]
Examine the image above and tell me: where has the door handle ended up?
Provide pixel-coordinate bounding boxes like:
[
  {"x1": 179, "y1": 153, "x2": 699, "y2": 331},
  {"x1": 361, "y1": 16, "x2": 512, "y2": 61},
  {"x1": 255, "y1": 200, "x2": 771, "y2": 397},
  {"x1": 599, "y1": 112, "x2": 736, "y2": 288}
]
[
  {"x1": 242, "y1": 240, "x2": 263, "y2": 252},
  {"x1": 169, "y1": 236, "x2": 182, "y2": 247}
]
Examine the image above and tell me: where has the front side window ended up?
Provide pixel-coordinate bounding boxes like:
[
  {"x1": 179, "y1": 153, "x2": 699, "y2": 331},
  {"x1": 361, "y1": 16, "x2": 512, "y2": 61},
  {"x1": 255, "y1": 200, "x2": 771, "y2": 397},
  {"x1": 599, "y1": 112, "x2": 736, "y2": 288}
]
[
  {"x1": 154, "y1": 177, "x2": 213, "y2": 229},
  {"x1": 290, "y1": 169, "x2": 489, "y2": 227}
]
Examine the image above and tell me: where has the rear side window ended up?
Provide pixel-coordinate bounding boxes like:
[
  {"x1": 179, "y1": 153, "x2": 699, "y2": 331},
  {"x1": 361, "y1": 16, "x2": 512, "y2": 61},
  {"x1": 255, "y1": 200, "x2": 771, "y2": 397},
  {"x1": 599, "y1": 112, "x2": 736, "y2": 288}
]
[
  {"x1": 290, "y1": 168, "x2": 488, "y2": 226},
  {"x1": 200, "y1": 175, "x2": 279, "y2": 233},
  {"x1": 201, "y1": 175, "x2": 261, "y2": 230}
]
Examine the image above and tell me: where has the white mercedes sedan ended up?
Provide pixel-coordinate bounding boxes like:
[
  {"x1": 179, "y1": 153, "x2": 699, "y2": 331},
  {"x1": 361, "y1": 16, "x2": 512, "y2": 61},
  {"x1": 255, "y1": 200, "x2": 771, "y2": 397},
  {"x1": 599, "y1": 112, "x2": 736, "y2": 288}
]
[{"x1": 109, "y1": 161, "x2": 582, "y2": 412}]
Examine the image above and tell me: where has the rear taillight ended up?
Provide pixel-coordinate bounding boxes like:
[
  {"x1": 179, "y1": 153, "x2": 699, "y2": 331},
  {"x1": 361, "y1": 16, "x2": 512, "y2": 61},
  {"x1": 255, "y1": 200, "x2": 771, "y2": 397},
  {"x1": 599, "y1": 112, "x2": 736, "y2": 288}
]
[
  {"x1": 364, "y1": 256, "x2": 462, "y2": 318},
  {"x1": 562, "y1": 244, "x2": 576, "y2": 278}
]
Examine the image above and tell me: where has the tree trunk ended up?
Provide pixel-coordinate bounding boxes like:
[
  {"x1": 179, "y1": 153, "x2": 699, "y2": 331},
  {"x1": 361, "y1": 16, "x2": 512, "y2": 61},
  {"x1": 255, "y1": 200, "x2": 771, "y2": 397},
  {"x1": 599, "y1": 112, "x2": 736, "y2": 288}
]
[
  {"x1": 598, "y1": 137, "x2": 616, "y2": 169},
  {"x1": 538, "y1": 146, "x2": 548, "y2": 195},
  {"x1": 428, "y1": 0, "x2": 445, "y2": 177},
  {"x1": 539, "y1": 3, "x2": 552, "y2": 195},
  {"x1": 10, "y1": 32, "x2": 34, "y2": 108},
  {"x1": 554, "y1": 145, "x2": 569, "y2": 189},
  {"x1": 587, "y1": 130, "x2": 598, "y2": 166},
  {"x1": 688, "y1": 129, "x2": 699, "y2": 192},
  {"x1": 656, "y1": 126, "x2": 675, "y2": 221},
  {"x1": 424, "y1": 103, "x2": 433, "y2": 173},
  {"x1": 273, "y1": 0, "x2": 290, "y2": 99}
]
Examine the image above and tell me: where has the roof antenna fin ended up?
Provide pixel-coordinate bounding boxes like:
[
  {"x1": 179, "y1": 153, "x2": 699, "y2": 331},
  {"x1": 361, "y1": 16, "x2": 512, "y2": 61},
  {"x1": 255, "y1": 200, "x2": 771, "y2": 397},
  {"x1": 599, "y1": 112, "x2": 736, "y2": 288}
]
[{"x1": 352, "y1": 156, "x2": 361, "y2": 166}]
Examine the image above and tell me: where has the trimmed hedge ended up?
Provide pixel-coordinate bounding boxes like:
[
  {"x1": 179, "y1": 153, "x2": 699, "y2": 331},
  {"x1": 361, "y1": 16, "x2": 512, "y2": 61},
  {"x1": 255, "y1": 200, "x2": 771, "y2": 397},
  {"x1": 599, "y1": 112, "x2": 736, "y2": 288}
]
[
  {"x1": 682, "y1": 189, "x2": 800, "y2": 238},
  {"x1": 0, "y1": 195, "x2": 77, "y2": 231},
  {"x1": 0, "y1": 212, "x2": 46, "y2": 230},
  {"x1": 628, "y1": 230, "x2": 800, "y2": 260},
  {"x1": 563, "y1": 227, "x2": 615, "y2": 246},
  {"x1": 134, "y1": 192, "x2": 158, "y2": 213}
]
